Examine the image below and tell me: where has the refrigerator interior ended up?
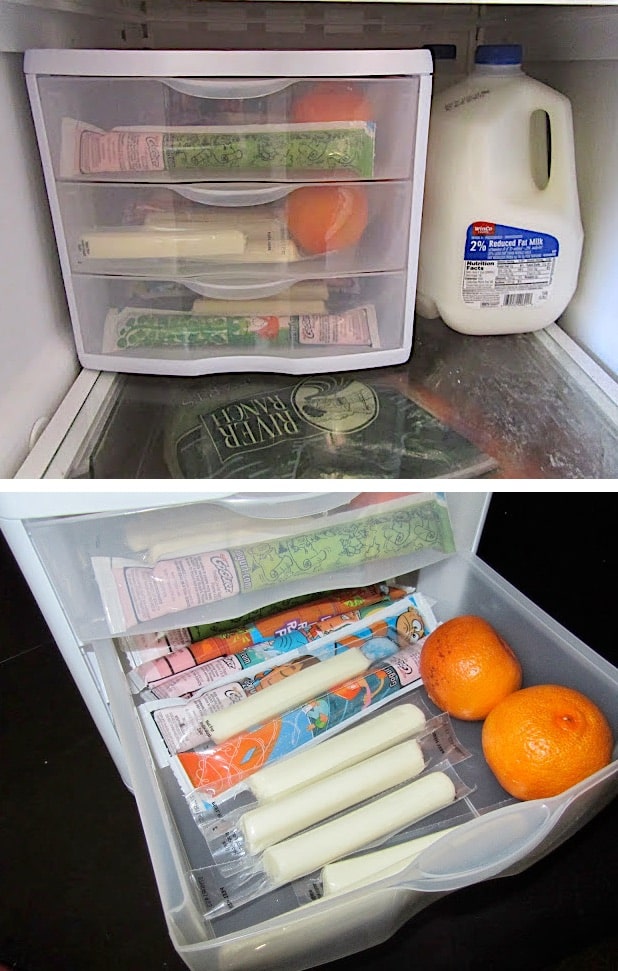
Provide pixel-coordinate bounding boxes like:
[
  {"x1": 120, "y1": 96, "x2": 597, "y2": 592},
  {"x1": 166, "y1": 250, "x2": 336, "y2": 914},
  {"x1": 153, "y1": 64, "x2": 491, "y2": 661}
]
[
  {"x1": 1, "y1": 489, "x2": 616, "y2": 971},
  {"x1": 2, "y1": 1, "x2": 618, "y2": 479}
]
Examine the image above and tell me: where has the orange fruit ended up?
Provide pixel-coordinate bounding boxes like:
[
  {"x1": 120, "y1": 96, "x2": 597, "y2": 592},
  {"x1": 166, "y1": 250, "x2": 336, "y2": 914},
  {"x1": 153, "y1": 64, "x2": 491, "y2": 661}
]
[
  {"x1": 286, "y1": 185, "x2": 369, "y2": 254},
  {"x1": 419, "y1": 615, "x2": 522, "y2": 720},
  {"x1": 482, "y1": 684, "x2": 613, "y2": 800},
  {"x1": 291, "y1": 83, "x2": 373, "y2": 123}
]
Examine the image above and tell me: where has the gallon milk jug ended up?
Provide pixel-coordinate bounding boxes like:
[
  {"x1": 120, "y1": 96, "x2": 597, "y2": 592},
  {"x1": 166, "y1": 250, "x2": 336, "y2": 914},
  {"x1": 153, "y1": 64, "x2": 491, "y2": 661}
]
[{"x1": 416, "y1": 44, "x2": 584, "y2": 335}]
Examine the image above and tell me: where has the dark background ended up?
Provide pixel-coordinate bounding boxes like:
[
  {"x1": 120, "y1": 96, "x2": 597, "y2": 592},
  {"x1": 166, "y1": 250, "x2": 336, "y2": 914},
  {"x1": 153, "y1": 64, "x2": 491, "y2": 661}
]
[{"x1": 1, "y1": 492, "x2": 616, "y2": 971}]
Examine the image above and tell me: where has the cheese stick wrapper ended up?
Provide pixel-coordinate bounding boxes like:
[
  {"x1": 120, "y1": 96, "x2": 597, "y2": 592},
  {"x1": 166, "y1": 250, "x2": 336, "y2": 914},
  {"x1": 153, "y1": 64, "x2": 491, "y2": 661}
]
[
  {"x1": 262, "y1": 770, "x2": 458, "y2": 885},
  {"x1": 102, "y1": 305, "x2": 377, "y2": 353},
  {"x1": 320, "y1": 823, "x2": 462, "y2": 896},
  {"x1": 196, "y1": 712, "x2": 468, "y2": 858},
  {"x1": 191, "y1": 767, "x2": 468, "y2": 916},
  {"x1": 202, "y1": 647, "x2": 372, "y2": 745},
  {"x1": 91, "y1": 493, "x2": 455, "y2": 632},
  {"x1": 144, "y1": 211, "x2": 287, "y2": 234},
  {"x1": 186, "y1": 700, "x2": 427, "y2": 821},
  {"x1": 139, "y1": 620, "x2": 418, "y2": 757},
  {"x1": 190, "y1": 298, "x2": 327, "y2": 315},
  {"x1": 248, "y1": 701, "x2": 426, "y2": 803},
  {"x1": 174, "y1": 643, "x2": 424, "y2": 799},
  {"x1": 60, "y1": 117, "x2": 376, "y2": 178},
  {"x1": 129, "y1": 585, "x2": 416, "y2": 691},
  {"x1": 201, "y1": 713, "x2": 469, "y2": 865},
  {"x1": 228, "y1": 739, "x2": 427, "y2": 857},
  {"x1": 76, "y1": 227, "x2": 247, "y2": 261}
]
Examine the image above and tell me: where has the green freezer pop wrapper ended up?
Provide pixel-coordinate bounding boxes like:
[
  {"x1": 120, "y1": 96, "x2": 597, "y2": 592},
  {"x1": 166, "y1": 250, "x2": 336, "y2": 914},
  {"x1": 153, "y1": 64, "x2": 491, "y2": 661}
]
[
  {"x1": 102, "y1": 306, "x2": 379, "y2": 352},
  {"x1": 61, "y1": 118, "x2": 376, "y2": 178},
  {"x1": 103, "y1": 307, "x2": 289, "y2": 351},
  {"x1": 91, "y1": 494, "x2": 455, "y2": 631}
]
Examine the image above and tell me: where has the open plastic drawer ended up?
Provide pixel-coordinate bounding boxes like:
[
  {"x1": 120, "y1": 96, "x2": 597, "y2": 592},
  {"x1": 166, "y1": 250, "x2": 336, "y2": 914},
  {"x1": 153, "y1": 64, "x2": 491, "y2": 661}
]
[
  {"x1": 26, "y1": 50, "x2": 430, "y2": 183},
  {"x1": 90, "y1": 549, "x2": 618, "y2": 971}
]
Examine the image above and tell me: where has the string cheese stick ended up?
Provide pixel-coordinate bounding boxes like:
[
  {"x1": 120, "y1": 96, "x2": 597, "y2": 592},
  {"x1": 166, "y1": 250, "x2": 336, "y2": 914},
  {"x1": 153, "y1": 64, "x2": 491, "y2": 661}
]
[
  {"x1": 241, "y1": 738, "x2": 426, "y2": 854},
  {"x1": 248, "y1": 703, "x2": 427, "y2": 803},
  {"x1": 202, "y1": 648, "x2": 372, "y2": 745},
  {"x1": 262, "y1": 771, "x2": 457, "y2": 886},
  {"x1": 191, "y1": 298, "x2": 327, "y2": 315},
  {"x1": 193, "y1": 280, "x2": 331, "y2": 303},
  {"x1": 144, "y1": 211, "x2": 285, "y2": 230},
  {"x1": 321, "y1": 824, "x2": 460, "y2": 896},
  {"x1": 77, "y1": 228, "x2": 246, "y2": 260}
]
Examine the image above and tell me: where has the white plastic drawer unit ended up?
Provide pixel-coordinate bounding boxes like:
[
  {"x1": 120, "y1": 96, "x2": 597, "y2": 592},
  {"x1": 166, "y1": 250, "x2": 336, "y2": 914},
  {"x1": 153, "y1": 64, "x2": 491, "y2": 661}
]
[
  {"x1": 1, "y1": 490, "x2": 617, "y2": 971},
  {"x1": 24, "y1": 48, "x2": 432, "y2": 377}
]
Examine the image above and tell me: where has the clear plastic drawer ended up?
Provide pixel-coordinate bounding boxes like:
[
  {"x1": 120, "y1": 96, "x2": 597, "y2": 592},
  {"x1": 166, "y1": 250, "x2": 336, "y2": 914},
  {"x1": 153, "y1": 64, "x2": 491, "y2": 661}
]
[
  {"x1": 57, "y1": 181, "x2": 412, "y2": 278},
  {"x1": 91, "y1": 547, "x2": 618, "y2": 971},
  {"x1": 22, "y1": 493, "x2": 455, "y2": 642},
  {"x1": 69, "y1": 270, "x2": 412, "y2": 375},
  {"x1": 31, "y1": 68, "x2": 426, "y2": 183}
]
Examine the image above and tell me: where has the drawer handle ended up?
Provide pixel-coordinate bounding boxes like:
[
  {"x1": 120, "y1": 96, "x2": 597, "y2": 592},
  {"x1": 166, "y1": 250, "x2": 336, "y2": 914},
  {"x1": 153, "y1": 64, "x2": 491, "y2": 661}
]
[
  {"x1": 211, "y1": 493, "x2": 361, "y2": 519},
  {"x1": 394, "y1": 800, "x2": 561, "y2": 893},
  {"x1": 179, "y1": 277, "x2": 306, "y2": 299},
  {"x1": 161, "y1": 77, "x2": 299, "y2": 100},
  {"x1": 171, "y1": 184, "x2": 294, "y2": 207}
]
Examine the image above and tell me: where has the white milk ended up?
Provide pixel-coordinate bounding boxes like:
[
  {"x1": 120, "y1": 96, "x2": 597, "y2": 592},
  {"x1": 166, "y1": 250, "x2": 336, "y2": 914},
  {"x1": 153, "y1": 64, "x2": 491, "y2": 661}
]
[{"x1": 416, "y1": 44, "x2": 583, "y2": 335}]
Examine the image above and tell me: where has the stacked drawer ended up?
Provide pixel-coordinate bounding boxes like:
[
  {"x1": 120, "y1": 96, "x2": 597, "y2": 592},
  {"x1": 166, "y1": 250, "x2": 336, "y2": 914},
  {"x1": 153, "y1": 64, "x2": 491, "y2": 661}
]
[{"x1": 25, "y1": 49, "x2": 433, "y2": 375}]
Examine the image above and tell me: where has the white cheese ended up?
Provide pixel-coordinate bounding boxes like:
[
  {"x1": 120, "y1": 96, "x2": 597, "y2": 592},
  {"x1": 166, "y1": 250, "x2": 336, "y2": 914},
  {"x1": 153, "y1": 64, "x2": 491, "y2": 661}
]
[
  {"x1": 262, "y1": 771, "x2": 457, "y2": 886},
  {"x1": 77, "y1": 228, "x2": 246, "y2": 260},
  {"x1": 202, "y1": 648, "x2": 372, "y2": 745},
  {"x1": 248, "y1": 703, "x2": 427, "y2": 803},
  {"x1": 321, "y1": 824, "x2": 460, "y2": 895},
  {"x1": 241, "y1": 738, "x2": 426, "y2": 854}
]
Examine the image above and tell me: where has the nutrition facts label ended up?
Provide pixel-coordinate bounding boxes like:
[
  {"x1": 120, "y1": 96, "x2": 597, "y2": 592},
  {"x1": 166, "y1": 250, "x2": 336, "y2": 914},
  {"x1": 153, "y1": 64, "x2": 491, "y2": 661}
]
[{"x1": 462, "y1": 221, "x2": 558, "y2": 308}]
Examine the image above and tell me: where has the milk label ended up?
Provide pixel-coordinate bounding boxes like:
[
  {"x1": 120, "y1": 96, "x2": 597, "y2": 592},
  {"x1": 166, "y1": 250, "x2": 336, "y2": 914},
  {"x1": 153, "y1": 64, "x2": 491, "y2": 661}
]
[{"x1": 462, "y1": 221, "x2": 559, "y2": 308}]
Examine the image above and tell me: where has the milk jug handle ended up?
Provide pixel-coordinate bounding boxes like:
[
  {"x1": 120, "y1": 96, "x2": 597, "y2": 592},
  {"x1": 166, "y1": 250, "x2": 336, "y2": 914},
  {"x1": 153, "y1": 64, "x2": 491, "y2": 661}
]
[{"x1": 527, "y1": 94, "x2": 578, "y2": 202}]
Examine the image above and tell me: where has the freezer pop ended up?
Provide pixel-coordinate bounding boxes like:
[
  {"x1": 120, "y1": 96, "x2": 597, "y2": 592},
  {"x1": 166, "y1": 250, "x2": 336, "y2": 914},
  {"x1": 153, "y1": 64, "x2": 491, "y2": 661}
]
[
  {"x1": 102, "y1": 305, "x2": 379, "y2": 352},
  {"x1": 131, "y1": 585, "x2": 398, "y2": 685},
  {"x1": 61, "y1": 118, "x2": 376, "y2": 177},
  {"x1": 261, "y1": 770, "x2": 457, "y2": 885},
  {"x1": 175, "y1": 643, "x2": 424, "y2": 797},
  {"x1": 240, "y1": 738, "x2": 426, "y2": 854},
  {"x1": 91, "y1": 493, "x2": 455, "y2": 629},
  {"x1": 143, "y1": 211, "x2": 286, "y2": 232}
]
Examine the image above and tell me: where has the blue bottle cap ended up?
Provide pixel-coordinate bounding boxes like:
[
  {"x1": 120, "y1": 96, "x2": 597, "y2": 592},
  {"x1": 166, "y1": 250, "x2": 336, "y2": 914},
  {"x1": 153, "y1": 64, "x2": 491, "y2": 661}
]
[{"x1": 475, "y1": 44, "x2": 523, "y2": 65}]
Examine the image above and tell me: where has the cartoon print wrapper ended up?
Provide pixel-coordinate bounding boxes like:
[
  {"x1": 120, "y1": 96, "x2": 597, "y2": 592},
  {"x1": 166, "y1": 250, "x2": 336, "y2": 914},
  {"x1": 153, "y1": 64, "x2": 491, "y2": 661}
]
[
  {"x1": 174, "y1": 643, "x2": 424, "y2": 799},
  {"x1": 60, "y1": 118, "x2": 376, "y2": 179}
]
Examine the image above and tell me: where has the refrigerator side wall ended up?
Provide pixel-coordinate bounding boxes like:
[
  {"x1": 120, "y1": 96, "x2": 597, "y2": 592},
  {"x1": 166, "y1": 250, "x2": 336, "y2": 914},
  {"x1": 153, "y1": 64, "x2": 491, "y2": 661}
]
[{"x1": 0, "y1": 51, "x2": 78, "y2": 478}]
